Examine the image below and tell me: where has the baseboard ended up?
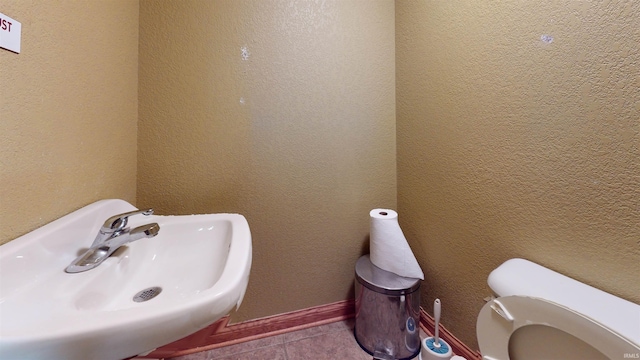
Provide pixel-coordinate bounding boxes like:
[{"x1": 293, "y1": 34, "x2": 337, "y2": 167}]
[
  {"x1": 135, "y1": 300, "x2": 481, "y2": 359},
  {"x1": 135, "y1": 300, "x2": 355, "y2": 359}
]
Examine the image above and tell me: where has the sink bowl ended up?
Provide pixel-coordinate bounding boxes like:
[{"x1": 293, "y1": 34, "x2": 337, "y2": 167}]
[{"x1": 0, "y1": 199, "x2": 252, "y2": 360}]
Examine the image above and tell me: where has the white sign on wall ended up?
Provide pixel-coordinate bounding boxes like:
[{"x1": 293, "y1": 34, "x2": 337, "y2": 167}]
[{"x1": 0, "y1": 12, "x2": 21, "y2": 53}]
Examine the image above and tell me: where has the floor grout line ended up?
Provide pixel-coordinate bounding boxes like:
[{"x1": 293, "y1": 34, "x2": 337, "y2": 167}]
[
  {"x1": 283, "y1": 342, "x2": 290, "y2": 360},
  {"x1": 169, "y1": 319, "x2": 377, "y2": 360}
]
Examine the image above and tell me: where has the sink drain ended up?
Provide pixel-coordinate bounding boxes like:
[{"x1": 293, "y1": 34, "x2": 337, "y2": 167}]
[{"x1": 133, "y1": 287, "x2": 162, "y2": 302}]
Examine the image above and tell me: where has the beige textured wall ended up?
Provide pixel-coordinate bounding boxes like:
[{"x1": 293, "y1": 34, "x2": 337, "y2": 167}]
[
  {"x1": 138, "y1": 1, "x2": 396, "y2": 321},
  {"x1": 397, "y1": 0, "x2": 640, "y2": 349},
  {"x1": 0, "y1": 1, "x2": 139, "y2": 245}
]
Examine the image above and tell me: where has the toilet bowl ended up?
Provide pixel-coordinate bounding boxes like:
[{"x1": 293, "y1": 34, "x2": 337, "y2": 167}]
[{"x1": 477, "y1": 258, "x2": 640, "y2": 360}]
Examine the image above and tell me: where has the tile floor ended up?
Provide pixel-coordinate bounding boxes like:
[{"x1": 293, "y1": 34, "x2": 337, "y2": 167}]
[{"x1": 167, "y1": 318, "x2": 427, "y2": 360}]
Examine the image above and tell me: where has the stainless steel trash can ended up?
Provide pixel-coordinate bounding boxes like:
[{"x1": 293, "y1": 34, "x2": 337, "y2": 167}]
[{"x1": 354, "y1": 255, "x2": 421, "y2": 360}]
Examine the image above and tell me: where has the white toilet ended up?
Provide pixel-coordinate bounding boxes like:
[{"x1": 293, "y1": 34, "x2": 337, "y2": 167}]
[{"x1": 477, "y1": 258, "x2": 640, "y2": 360}]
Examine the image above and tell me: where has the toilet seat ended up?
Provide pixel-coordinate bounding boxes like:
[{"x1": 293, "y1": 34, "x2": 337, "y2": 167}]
[{"x1": 477, "y1": 295, "x2": 640, "y2": 360}]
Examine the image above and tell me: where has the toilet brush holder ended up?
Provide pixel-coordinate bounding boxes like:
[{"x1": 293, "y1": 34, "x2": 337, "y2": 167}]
[{"x1": 419, "y1": 336, "x2": 453, "y2": 360}]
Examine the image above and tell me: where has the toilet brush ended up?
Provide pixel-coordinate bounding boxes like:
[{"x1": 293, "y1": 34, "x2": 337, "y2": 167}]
[{"x1": 420, "y1": 299, "x2": 453, "y2": 360}]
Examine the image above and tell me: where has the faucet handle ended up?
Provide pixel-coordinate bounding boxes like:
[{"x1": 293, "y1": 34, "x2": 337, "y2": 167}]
[{"x1": 102, "y1": 208, "x2": 154, "y2": 233}]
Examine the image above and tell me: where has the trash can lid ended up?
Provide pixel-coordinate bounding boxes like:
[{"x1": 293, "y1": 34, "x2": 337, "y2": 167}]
[{"x1": 355, "y1": 255, "x2": 421, "y2": 295}]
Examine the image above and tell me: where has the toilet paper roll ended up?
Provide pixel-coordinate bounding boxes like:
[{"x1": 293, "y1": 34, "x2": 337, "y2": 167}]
[{"x1": 369, "y1": 209, "x2": 424, "y2": 280}]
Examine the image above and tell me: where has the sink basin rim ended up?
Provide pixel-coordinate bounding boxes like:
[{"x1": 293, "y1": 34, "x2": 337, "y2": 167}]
[{"x1": 0, "y1": 199, "x2": 252, "y2": 360}]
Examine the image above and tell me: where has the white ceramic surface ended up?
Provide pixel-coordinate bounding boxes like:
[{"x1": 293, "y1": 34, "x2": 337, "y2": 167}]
[
  {"x1": 477, "y1": 258, "x2": 640, "y2": 359},
  {"x1": 487, "y1": 258, "x2": 640, "y2": 346},
  {"x1": 0, "y1": 199, "x2": 252, "y2": 360}
]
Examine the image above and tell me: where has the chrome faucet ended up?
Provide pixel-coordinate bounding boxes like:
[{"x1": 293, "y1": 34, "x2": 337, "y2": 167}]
[{"x1": 65, "y1": 209, "x2": 160, "y2": 273}]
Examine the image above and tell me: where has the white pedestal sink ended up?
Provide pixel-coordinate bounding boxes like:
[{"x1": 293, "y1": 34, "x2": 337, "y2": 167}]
[{"x1": 0, "y1": 199, "x2": 252, "y2": 360}]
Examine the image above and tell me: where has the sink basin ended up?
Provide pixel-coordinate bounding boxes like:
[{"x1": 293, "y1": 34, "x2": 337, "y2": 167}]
[{"x1": 0, "y1": 199, "x2": 252, "y2": 360}]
